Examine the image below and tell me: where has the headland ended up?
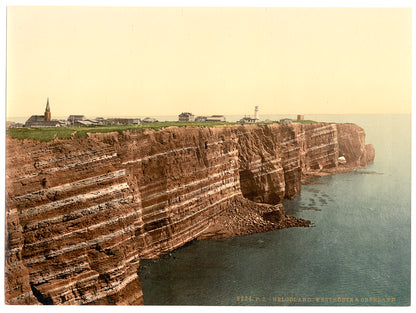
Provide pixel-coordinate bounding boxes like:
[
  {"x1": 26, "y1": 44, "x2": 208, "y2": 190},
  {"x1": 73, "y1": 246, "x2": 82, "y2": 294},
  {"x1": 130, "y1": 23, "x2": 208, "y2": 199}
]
[{"x1": 5, "y1": 122, "x2": 374, "y2": 305}]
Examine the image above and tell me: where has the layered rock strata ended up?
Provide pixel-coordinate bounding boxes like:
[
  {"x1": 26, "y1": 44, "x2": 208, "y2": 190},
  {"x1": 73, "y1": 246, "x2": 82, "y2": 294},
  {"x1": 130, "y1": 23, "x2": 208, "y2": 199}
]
[{"x1": 5, "y1": 123, "x2": 374, "y2": 305}]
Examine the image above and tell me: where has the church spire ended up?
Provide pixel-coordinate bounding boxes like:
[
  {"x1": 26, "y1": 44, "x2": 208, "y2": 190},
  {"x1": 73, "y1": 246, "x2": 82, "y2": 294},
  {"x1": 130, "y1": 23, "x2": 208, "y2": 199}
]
[{"x1": 44, "y1": 97, "x2": 51, "y2": 121}]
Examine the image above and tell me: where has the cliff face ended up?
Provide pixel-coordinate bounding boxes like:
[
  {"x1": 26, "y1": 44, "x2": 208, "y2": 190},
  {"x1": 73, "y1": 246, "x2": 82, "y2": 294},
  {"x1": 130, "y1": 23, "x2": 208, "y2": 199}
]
[
  {"x1": 236, "y1": 123, "x2": 374, "y2": 203},
  {"x1": 5, "y1": 123, "x2": 374, "y2": 305}
]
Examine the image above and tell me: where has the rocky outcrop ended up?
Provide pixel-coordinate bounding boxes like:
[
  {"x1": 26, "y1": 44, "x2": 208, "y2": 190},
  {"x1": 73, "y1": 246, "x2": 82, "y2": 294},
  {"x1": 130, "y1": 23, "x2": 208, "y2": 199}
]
[
  {"x1": 336, "y1": 123, "x2": 375, "y2": 167},
  {"x1": 235, "y1": 123, "x2": 374, "y2": 203},
  {"x1": 196, "y1": 197, "x2": 310, "y2": 240},
  {"x1": 5, "y1": 122, "x2": 374, "y2": 305}
]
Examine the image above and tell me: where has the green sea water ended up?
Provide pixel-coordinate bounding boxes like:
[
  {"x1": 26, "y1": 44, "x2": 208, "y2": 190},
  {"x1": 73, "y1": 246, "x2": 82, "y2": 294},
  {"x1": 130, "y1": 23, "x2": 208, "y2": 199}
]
[{"x1": 137, "y1": 114, "x2": 411, "y2": 306}]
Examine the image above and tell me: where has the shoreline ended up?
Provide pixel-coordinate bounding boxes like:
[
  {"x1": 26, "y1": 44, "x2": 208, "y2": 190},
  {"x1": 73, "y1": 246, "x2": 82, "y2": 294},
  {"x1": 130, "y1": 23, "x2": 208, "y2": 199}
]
[{"x1": 197, "y1": 164, "x2": 369, "y2": 241}]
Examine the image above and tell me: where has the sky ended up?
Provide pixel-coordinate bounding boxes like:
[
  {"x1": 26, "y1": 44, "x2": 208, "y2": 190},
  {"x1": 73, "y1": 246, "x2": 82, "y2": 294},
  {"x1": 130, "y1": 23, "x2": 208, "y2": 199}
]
[{"x1": 6, "y1": 6, "x2": 412, "y2": 118}]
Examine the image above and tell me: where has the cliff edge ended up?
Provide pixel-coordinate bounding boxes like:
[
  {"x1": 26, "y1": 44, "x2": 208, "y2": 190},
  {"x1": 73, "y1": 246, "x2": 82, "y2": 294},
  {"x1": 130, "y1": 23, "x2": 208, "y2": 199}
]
[{"x1": 5, "y1": 122, "x2": 374, "y2": 305}]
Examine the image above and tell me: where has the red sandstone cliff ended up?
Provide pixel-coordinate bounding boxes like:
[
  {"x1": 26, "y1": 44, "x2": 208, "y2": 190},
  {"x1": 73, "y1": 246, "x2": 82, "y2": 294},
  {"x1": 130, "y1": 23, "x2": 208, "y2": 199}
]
[{"x1": 5, "y1": 123, "x2": 374, "y2": 305}]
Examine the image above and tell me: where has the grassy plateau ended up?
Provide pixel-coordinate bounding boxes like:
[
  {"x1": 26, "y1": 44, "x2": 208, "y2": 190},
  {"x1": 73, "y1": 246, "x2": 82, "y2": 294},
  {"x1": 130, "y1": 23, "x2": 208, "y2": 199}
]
[{"x1": 7, "y1": 120, "x2": 317, "y2": 142}]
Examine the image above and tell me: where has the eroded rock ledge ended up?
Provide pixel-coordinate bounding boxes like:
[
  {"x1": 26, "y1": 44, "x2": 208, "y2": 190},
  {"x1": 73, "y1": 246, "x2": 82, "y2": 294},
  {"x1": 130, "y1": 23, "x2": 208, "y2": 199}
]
[
  {"x1": 5, "y1": 123, "x2": 374, "y2": 305},
  {"x1": 196, "y1": 196, "x2": 310, "y2": 240}
]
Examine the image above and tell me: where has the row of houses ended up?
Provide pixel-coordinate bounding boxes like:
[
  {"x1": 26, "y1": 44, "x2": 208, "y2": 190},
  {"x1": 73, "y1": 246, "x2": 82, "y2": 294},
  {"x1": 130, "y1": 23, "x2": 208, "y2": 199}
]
[
  {"x1": 23, "y1": 102, "x2": 160, "y2": 128},
  {"x1": 20, "y1": 99, "x2": 163, "y2": 128},
  {"x1": 24, "y1": 115, "x2": 160, "y2": 128},
  {"x1": 20, "y1": 100, "x2": 306, "y2": 128},
  {"x1": 68, "y1": 115, "x2": 160, "y2": 126},
  {"x1": 65, "y1": 115, "x2": 157, "y2": 126},
  {"x1": 179, "y1": 107, "x2": 259, "y2": 124},
  {"x1": 178, "y1": 112, "x2": 226, "y2": 123},
  {"x1": 179, "y1": 112, "x2": 262, "y2": 124},
  {"x1": 178, "y1": 112, "x2": 305, "y2": 125}
]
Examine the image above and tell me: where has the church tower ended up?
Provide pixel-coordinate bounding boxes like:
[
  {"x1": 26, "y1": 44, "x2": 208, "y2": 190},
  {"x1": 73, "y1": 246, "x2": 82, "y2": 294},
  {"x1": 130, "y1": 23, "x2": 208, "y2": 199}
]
[{"x1": 44, "y1": 98, "x2": 51, "y2": 121}]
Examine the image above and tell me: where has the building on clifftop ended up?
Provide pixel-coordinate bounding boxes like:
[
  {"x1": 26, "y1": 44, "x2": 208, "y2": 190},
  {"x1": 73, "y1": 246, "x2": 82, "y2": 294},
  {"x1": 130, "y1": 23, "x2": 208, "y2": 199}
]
[
  {"x1": 142, "y1": 117, "x2": 158, "y2": 123},
  {"x1": 108, "y1": 118, "x2": 140, "y2": 125},
  {"x1": 178, "y1": 112, "x2": 195, "y2": 122},
  {"x1": 195, "y1": 116, "x2": 207, "y2": 122},
  {"x1": 67, "y1": 115, "x2": 85, "y2": 125},
  {"x1": 254, "y1": 105, "x2": 259, "y2": 120},
  {"x1": 25, "y1": 98, "x2": 64, "y2": 127},
  {"x1": 238, "y1": 116, "x2": 258, "y2": 124},
  {"x1": 279, "y1": 118, "x2": 293, "y2": 125},
  {"x1": 206, "y1": 115, "x2": 226, "y2": 122},
  {"x1": 238, "y1": 106, "x2": 259, "y2": 124}
]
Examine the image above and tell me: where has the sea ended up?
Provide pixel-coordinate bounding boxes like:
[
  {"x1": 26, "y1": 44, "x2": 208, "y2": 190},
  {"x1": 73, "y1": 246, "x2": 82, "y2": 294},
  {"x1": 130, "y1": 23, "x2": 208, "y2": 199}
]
[
  {"x1": 7, "y1": 114, "x2": 411, "y2": 306},
  {"x1": 135, "y1": 114, "x2": 411, "y2": 306}
]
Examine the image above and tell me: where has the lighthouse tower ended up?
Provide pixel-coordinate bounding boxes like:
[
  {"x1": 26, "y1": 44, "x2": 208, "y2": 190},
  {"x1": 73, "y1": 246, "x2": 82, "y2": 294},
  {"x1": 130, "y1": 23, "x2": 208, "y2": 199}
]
[
  {"x1": 44, "y1": 98, "x2": 51, "y2": 121},
  {"x1": 254, "y1": 106, "x2": 259, "y2": 120}
]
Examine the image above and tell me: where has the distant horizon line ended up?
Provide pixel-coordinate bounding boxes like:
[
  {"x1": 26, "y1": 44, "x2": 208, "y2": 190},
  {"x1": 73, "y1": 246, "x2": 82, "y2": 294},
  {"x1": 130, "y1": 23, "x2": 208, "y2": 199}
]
[{"x1": 6, "y1": 112, "x2": 411, "y2": 120}]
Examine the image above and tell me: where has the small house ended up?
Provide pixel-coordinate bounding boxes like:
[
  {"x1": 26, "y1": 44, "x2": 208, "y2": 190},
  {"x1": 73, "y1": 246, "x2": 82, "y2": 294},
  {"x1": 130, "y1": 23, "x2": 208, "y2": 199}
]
[
  {"x1": 178, "y1": 112, "x2": 195, "y2": 122},
  {"x1": 206, "y1": 115, "x2": 226, "y2": 122},
  {"x1": 279, "y1": 118, "x2": 293, "y2": 125},
  {"x1": 109, "y1": 118, "x2": 140, "y2": 125},
  {"x1": 68, "y1": 115, "x2": 85, "y2": 125},
  {"x1": 195, "y1": 116, "x2": 207, "y2": 122},
  {"x1": 142, "y1": 117, "x2": 158, "y2": 124},
  {"x1": 238, "y1": 116, "x2": 258, "y2": 124}
]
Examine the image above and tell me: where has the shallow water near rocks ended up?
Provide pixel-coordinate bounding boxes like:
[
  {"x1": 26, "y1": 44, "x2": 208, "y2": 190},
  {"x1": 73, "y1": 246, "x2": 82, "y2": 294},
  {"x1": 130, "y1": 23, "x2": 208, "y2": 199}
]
[{"x1": 138, "y1": 114, "x2": 411, "y2": 306}]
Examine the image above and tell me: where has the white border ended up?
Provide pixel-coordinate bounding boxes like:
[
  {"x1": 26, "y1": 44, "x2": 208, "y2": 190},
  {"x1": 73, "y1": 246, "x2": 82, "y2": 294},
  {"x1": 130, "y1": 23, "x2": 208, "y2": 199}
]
[{"x1": 1, "y1": 1, "x2": 414, "y2": 313}]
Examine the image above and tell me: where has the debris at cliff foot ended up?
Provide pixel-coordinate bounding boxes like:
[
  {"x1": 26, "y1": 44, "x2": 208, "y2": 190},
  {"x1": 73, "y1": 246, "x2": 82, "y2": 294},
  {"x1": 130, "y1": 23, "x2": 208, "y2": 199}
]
[{"x1": 197, "y1": 196, "x2": 310, "y2": 240}]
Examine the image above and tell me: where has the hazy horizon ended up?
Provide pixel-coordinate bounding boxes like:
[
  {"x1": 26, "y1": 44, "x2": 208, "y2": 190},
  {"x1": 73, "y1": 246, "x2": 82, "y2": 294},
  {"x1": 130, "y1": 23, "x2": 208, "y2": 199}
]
[
  {"x1": 7, "y1": 7, "x2": 411, "y2": 117},
  {"x1": 7, "y1": 112, "x2": 411, "y2": 123},
  {"x1": 5, "y1": 109, "x2": 414, "y2": 120}
]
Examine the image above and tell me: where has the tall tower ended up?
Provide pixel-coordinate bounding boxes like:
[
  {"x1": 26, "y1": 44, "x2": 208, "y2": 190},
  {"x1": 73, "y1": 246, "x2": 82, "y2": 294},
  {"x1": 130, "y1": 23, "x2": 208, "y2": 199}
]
[
  {"x1": 44, "y1": 98, "x2": 51, "y2": 121},
  {"x1": 254, "y1": 106, "x2": 259, "y2": 120}
]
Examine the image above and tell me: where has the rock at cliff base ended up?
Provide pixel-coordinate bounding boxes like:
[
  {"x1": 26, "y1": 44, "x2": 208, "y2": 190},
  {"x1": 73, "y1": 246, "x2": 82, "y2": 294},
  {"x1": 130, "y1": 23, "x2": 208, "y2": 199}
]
[{"x1": 197, "y1": 196, "x2": 310, "y2": 240}]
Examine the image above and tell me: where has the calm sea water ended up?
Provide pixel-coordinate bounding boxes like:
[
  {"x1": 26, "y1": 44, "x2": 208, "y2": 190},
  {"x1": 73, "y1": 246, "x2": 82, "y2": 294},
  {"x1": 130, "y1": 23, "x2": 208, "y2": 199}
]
[{"x1": 137, "y1": 114, "x2": 411, "y2": 306}]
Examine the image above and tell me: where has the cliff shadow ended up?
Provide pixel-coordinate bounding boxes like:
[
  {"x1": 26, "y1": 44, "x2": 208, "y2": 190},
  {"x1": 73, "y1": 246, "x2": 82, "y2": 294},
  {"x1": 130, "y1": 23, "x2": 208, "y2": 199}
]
[{"x1": 239, "y1": 169, "x2": 259, "y2": 202}]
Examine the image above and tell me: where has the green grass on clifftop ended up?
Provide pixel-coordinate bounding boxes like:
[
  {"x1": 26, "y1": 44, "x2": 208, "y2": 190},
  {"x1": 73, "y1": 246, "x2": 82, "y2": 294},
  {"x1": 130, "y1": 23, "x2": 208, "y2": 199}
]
[
  {"x1": 292, "y1": 120, "x2": 317, "y2": 124},
  {"x1": 7, "y1": 120, "x2": 318, "y2": 142},
  {"x1": 6, "y1": 122, "x2": 237, "y2": 142}
]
